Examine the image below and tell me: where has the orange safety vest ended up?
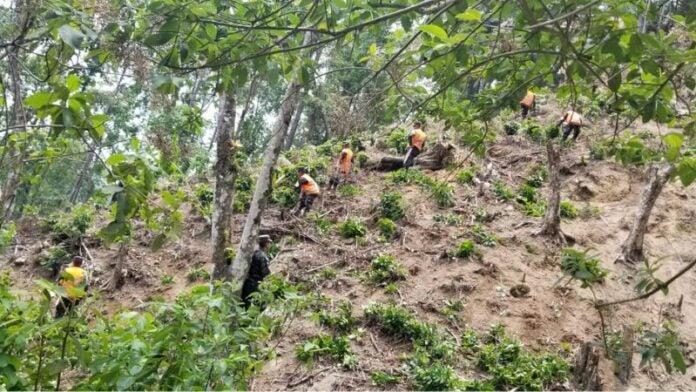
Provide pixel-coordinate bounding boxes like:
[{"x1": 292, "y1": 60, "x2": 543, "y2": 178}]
[
  {"x1": 60, "y1": 266, "x2": 86, "y2": 298},
  {"x1": 299, "y1": 174, "x2": 320, "y2": 196},
  {"x1": 520, "y1": 91, "x2": 535, "y2": 107},
  {"x1": 563, "y1": 111, "x2": 583, "y2": 126},
  {"x1": 410, "y1": 129, "x2": 427, "y2": 151},
  {"x1": 339, "y1": 148, "x2": 353, "y2": 174}
]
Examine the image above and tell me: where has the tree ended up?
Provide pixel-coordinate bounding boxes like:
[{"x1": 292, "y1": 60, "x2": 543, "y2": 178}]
[{"x1": 536, "y1": 139, "x2": 569, "y2": 244}]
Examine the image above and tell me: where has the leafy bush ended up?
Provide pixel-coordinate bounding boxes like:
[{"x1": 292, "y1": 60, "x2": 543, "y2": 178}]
[
  {"x1": 579, "y1": 203, "x2": 602, "y2": 219},
  {"x1": 561, "y1": 248, "x2": 608, "y2": 288},
  {"x1": 492, "y1": 181, "x2": 515, "y2": 201},
  {"x1": 522, "y1": 201, "x2": 547, "y2": 217},
  {"x1": 367, "y1": 254, "x2": 407, "y2": 284},
  {"x1": 433, "y1": 213, "x2": 463, "y2": 226},
  {"x1": 233, "y1": 190, "x2": 252, "y2": 213},
  {"x1": 371, "y1": 371, "x2": 399, "y2": 386},
  {"x1": 271, "y1": 186, "x2": 298, "y2": 208},
  {"x1": 356, "y1": 151, "x2": 369, "y2": 167},
  {"x1": 453, "y1": 239, "x2": 477, "y2": 258},
  {"x1": 318, "y1": 266, "x2": 337, "y2": 281},
  {"x1": 517, "y1": 184, "x2": 538, "y2": 203},
  {"x1": 637, "y1": 321, "x2": 687, "y2": 374},
  {"x1": 295, "y1": 334, "x2": 356, "y2": 369},
  {"x1": 409, "y1": 362, "x2": 462, "y2": 391},
  {"x1": 525, "y1": 164, "x2": 548, "y2": 188},
  {"x1": 337, "y1": 184, "x2": 361, "y2": 197},
  {"x1": 388, "y1": 168, "x2": 426, "y2": 184},
  {"x1": 161, "y1": 274, "x2": 174, "y2": 285},
  {"x1": 521, "y1": 121, "x2": 545, "y2": 143},
  {"x1": 313, "y1": 301, "x2": 358, "y2": 333},
  {"x1": 384, "y1": 282, "x2": 399, "y2": 294},
  {"x1": 504, "y1": 121, "x2": 520, "y2": 135},
  {"x1": 379, "y1": 192, "x2": 406, "y2": 221},
  {"x1": 39, "y1": 244, "x2": 71, "y2": 276},
  {"x1": 42, "y1": 204, "x2": 95, "y2": 241},
  {"x1": 0, "y1": 222, "x2": 16, "y2": 253},
  {"x1": 186, "y1": 266, "x2": 210, "y2": 282},
  {"x1": 472, "y1": 224, "x2": 498, "y2": 247},
  {"x1": 364, "y1": 303, "x2": 443, "y2": 349},
  {"x1": 430, "y1": 181, "x2": 455, "y2": 208},
  {"x1": 313, "y1": 215, "x2": 333, "y2": 235},
  {"x1": 377, "y1": 218, "x2": 396, "y2": 240},
  {"x1": 387, "y1": 128, "x2": 409, "y2": 153},
  {"x1": 339, "y1": 218, "x2": 367, "y2": 238},
  {"x1": 456, "y1": 167, "x2": 477, "y2": 185},
  {"x1": 193, "y1": 183, "x2": 214, "y2": 217},
  {"x1": 560, "y1": 201, "x2": 579, "y2": 219}
]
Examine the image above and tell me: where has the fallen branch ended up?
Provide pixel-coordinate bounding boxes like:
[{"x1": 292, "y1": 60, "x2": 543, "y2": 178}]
[
  {"x1": 306, "y1": 260, "x2": 340, "y2": 273},
  {"x1": 369, "y1": 332, "x2": 382, "y2": 355},
  {"x1": 287, "y1": 367, "x2": 331, "y2": 388}
]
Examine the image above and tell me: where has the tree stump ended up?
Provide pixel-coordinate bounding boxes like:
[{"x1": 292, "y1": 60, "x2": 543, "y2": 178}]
[
  {"x1": 369, "y1": 142, "x2": 455, "y2": 171},
  {"x1": 573, "y1": 343, "x2": 603, "y2": 391}
]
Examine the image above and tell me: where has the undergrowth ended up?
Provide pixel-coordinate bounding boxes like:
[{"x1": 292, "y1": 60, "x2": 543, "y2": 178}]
[{"x1": 367, "y1": 255, "x2": 407, "y2": 284}]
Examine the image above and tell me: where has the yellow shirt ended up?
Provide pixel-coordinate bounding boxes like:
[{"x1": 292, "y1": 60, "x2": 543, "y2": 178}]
[{"x1": 60, "y1": 266, "x2": 86, "y2": 298}]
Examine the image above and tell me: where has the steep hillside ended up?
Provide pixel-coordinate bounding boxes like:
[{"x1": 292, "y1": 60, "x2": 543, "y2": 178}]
[{"x1": 3, "y1": 116, "x2": 696, "y2": 391}]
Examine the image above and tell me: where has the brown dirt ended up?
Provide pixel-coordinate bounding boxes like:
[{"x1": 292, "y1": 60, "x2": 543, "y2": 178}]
[{"x1": 3, "y1": 115, "x2": 696, "y2": 390}]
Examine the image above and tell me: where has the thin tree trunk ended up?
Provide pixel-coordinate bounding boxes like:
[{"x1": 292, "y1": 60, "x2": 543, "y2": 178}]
[
  {"x1": 284, "y1": 98, "x2": 305, "y2": 150},
  {"x1": 106, "y1": 242, "x2": 128, "y2": 291},
  {"x1": 235, "y1": 74, "x2": 259, "y2": 138},
  {"x1": 536, "y1": 139, "x2": 566, "y2": 243},
  {"x1": 69, "y1": 152, "x2": 96, "y2": 204},
  {"x1": 230, "y1": 32, "x2": 318, "y2": 282},
  {"x1": 211, "y1": 92, "x2": 238, "y2": 281},
  {"x1": 617, "y1": 164, "x2": 674, "y2": 263}
]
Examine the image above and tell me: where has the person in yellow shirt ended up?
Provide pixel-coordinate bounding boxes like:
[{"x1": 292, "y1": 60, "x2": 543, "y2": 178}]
[
  {"x1": 557, "y1": 110, "x2": 584, "y2": 141},
  {"x1": 55, "y1": 257, "x2": 88, "y2": 318},
  {"x1": 329, "y1": 141, "x2": 355, "y2": 190},
  {"x1": 520, "y1": 90, "x2": 536, "y2": 119},
  {"x1": 295, "y1": 167, "x2": 321, "y2": 216},
  {"x1": 403, "y1": 121, "x2": 427, "y2": 169}
]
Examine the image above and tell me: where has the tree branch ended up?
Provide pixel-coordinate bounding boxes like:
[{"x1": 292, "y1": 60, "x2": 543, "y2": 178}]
[{"x1": 527, "y1": 0, "x2": 602, "y2": 30}]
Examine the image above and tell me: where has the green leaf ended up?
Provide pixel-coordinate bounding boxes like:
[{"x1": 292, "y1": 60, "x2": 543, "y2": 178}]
[
  {"x1": 58, "y1": 25, "x2": 85, "y2": 49},
  {"x1": 400, "y1": 16, "x2": 412, "y2": 31},
  {"x1": 205, "y1": 24, "x2": 217, "y2": 40},
  {"x1": 151, "y1": 234, "x2": 166, "y2": 251},
  {"x1": 456, "y1": 9, "x2": 482, "y2": 22},
  {"x1": 24, "y1": 92, "x2": 55, "y2": 109},
  {"x1": 66, "y1": 74, "x2": 81, "y2": 93},
  {"x1": 608, "y1": 68, "x2": 621, "y2": 92},
  {"x1": 369, "y1": 43, "x2": 377, "y2": 56},
  {"x1": 670, "y1": 348, "x2": 687, "y2": 374},
  {"x1": 106, "y1": 153, "x2": 126, "y2": 166},
  {"x1": 662, "y1": 133, "x2": 683, "y2": 162},
  {"x1": 145, "y1": 17, "x2": 179, "y2": 46},
  {"x1": 419, "y1": 24, "x2": 448, "y2": 41},
  {"x1": 676, "y1": 158, "x2": 696, "y2": 187}
]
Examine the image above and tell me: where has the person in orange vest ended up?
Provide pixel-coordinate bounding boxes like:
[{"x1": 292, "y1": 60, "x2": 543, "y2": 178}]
[
  {"x1": 403, "y1": 121, "x2": 427, "y2": 169},
  {"x1": 55, "y1": 256, "x2": 88, "y2": 318},
  {"x1": 520, "y1": 90, "x2": 536, "y2": 119},
  {"x1": 295, "y1": 167, "x2": 321, "y2": 216},
  {"x1": 329, "y1": 141, "x2": 355, "y2": 189},
  {"x1": 557, "y1": 109, "x2": 584, "y2": 141}
]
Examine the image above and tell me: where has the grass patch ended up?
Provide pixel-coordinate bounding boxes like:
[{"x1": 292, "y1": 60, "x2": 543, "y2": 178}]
[
  {"x1": 339, "y1": 218, "x2": 367, "y2": 238},
  {"x1": 367, "y1": 254, "x2": 407, "y2": 284}
]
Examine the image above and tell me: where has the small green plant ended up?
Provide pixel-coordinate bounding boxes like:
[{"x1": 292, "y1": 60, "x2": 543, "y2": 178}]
[
  {"x1": 0, "y1": 222, "x2": 16, "y2": 253},
  {"x1": 579, "y1": 203, "x2": 601, "y2": 219},
  {"x1": 388, "y1": 168, "x2": 427, "y2": 185},
  {"x1": 193, "y1": 183, "x2": 214, "y2": 217},
  {"x1": 295, "y1": 334, "x2": 357, "y2": 369},
  {"x1": 560, "y1": 201, "x2": 579, "y2": 219},
  {"x1": 384, "y1": 282, "x2": 399, "y2": 295},
  {"x1": 516, "y1": 184, "x2": 538, "y2": 203},
  {"x1": 526, "y1": 164, "x2": 548, "y2": 188},
  {"x1": 371, "y1": 371, "x2": 399, "y2": 386},
  {"x1": 522, "y1": 201, "x2": 547, "y2": 217},
  {"x1": 339, "y1": 218, "x2": 367, "y2": 239},
  {"x1": 313, "y1": 215, "x2": 333, "y2": 235},
  {"x1": 379, "y1": 192, "x2": 406, "y2": 221},
  {"x1": 560, "y1": 248, "x2": 608, "y2": 288},
  {"x1": 492, "y1": 181, "x2": 515, "y2": 201},
  {"x1": 474, "y1": 207, "x2": 494, "y2": 223},
  {"x1": 271, "y1": 186, "x2": 298, "y2": 208},
  {"x1": 367, "y1": 254, "x2": 407, "y2": 284},
  {"x1": 318, "y1": 266, "x2": 337, "y2": 281},
  {"x1": 433, "y1": 213, "x2": 463, "y2": 226},
  {"x1": 337, "y1": 184, "x2": 361, "y2": 197},
  {"x1": 521, "y1": 121, "x2": 545, "y2": 143},
  {"x1": 456, "y1": 167, "x2": 478, "y2": 185},
  {"x1": 377, "y1": 218, "x2": 396, "y2": 240},
  {"x1": 232, "y1": 189, "x2": 252, "y2": 213},
  {"x1": 472, "y1": 224, "x2": 498, "y2": 247},
  {"x1": 637, "y1": 321, "x2": 687, "y2": 374},
  {"x1": 42, "y1": 204, "x2": 95, "y2": 241},
  {"x1": 409, "y1": 362, "x2": 462, "y2": 391},
  {"x1": 356, "y1": 151, "x2": 369, "y2": 167},
  {"x1": 430, "y1": 180, "x2": 455, "y2": 208},
  {"x1": 387, "y1": 128, "x2": 409, "y2": 153},
  {"x1": 453, "y1": 239, "x2": 476, "y2": 258},
  {"x1": 504, "y1": 121, "x2": 520, "y2": 135},
  {"x1": 438, "y1": 299, "x2": 465, "y2": 323},
  {"x1": 186, "y1": 266, "x2": 211, "y2": 282},
  {"x1": 313, "y1": 301, "x2": 358, "y2": 333},
  {"x1": 39, "y1": 244, "x2": 71, "y2": 276},
  {"x1": 161, "y1": 274, "x2": 174, "y2": 285}
]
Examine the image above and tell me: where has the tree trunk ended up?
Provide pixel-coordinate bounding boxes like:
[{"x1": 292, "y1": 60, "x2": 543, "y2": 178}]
[
  {"x1": 573, "y1": 342, "x2": 604, "y2": 391},
  {"x1": 284, "y1": 97, "x2": 305, "y2": 150},
  {"x1": 211, "y1": 92, "x2": 238, "y2": 281},
  {"x1": 69, "y1": 152, "x2": 96, "y2": 204},
  {"x1": 234, "y1": 74, "x2": 258, "y2": 138},
  {"x1": 106, "y1": 242, "x2": 128, "y2": 291},
  {"x1": 617, "y1": 164, "x2": 674, "y2": 263},
  {"x1": 616, "y1": 324, "x2": 634, "y2": 383},
  {"x1": 536, "y1": 139, "x2": 567, "y2": 243},
  {"x1": 229, "y1": 32, "x2": 318, "y2": 283},
  {"x1": 369, "y1": 142, "x2": 456, "y2": 171}
]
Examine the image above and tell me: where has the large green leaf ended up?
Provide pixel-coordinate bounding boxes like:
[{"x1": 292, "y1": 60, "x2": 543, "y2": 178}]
[
  {"x1": 144, "y1": 17, "x2": 180, "y2": 46},
  {"x1": 58, "y1": 25, "x2": 85, "y2": 49},
  {"x1": 419, "y1": 24, "x2": 448, "y2": 41},
  {"x1": 662, "y1": 133, "x2": 683, "y2": 162},
  {"x1": 456, "y1": 9, "x2": 482, "y2": 22},
  {"x1": 24, "y1": 92, "x2": 56, "y2": 109}
]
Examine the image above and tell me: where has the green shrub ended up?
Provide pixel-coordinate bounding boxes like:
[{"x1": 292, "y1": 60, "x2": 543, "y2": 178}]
[
  {"x1": 371, "y1": 371, "x2": 399, "y2": 386},
  {"x1": 318, "y1": 266, "x2": 337, "y2": 280},
  {"x1": 453, "y1": 240, "x2": 476, "y2": 258},
  {"x1": 356, "y1": 151, "x2": 369, "y2": 167},
  {"x1": 561, "y1": 248, "x2": 608, "y2": 288},
  {"x1": 387, "y1": 128, "x2": 409, "y2": 153},
  {"x1": 295, "y1": 334, "x2": 357, "y2": 369},
  {"x1": 472, "y1": 224, "x2": 498, "y2": 247},
  {"x1": 456, "y1": 167, "x2": 477, "y2": 185},
  {"x1": 313, "y1": 301, "x2": 357, "y2": 333},
  {"x1": 384, "y1": 282, "x2": 399, "y2": 294},
  {"x1": 337, "y1": 184, "x2": 361, "y2": 197},
  {"x1": 560, "y1": 201, "x2": 579, "y2": 219},
  {"x1": 522, "y1": 201, "x2": 547, "y2": 217},
  {"x1": 0, "y1": 222, "x2": 16, "y2": 253},
  {"x1": 379, "y1": 192, "x2": 406, "y2": 221},
  {"x1": 161, "y1": 274, "x2": 174, "y2": 285},
  {"x1": 516, "y1": 184, "x2": 538, "y2": 203},
  {"x1": 39, "y1": 244, "x2": 71, "y2": 276},
  {"x1": 388, "y1": 168, "x2": 427, "y2": 185},
  {"x1": 545, "y1": 123, "x2": 560, "y2": 139},
  {"x1": 186, "y1": 267, "x2": 210, "y2": 282},
  {"x1": 579, "y1": 203, "x2": 602, "y2": 219},
  {"x1": 433, "y1": 213, "x2": 463, "y2": 226},
  {"x1": 504, "y1": 121, "x2": 520, "y2": 136},
  {"x1": 492, "y1": 181, "x2": 515, "y2": 201},
  {"x1": 233, "y1": 190, "x2": 251, "y2": 213},
  {"x1": 194, "y1": 183, "x2": 214, "y2": 217},
  {"x1": 377, "y1": 218, "x2": 396, "y2": 240},
  {"x1": 271, "y1": 186, "x2": 298, "y2": 208},
  {"x1": 339, "y1": 218, "x2": 367, "y2": 238},
  {"x1": 42, "y1": 204, "x2": 95, "y2": 241},
  {"x1": 526, "y1": 164, "x2": 548, "y2": 188},
  {"x1": 521, "y1": 121, "x2": 545, "y2": 143},
  {"x1": 316, "y1": 138, "x2": 340, "y2": 157},
  {"x1": 313, "y1": 215, "x2": 333, "y2": 235},
  {"x1": 430, "y1": 181, "x2": 455, "y2": 208},
  {"x1": 367, "y1": 254, "x2": 407, "y2": 284}
]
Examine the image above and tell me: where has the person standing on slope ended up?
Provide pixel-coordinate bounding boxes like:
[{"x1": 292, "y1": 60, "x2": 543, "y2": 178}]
[
  {"x1": 558, "y1": 109, "x2": 584, "y2": 141},
  {"x1": 520, "y1": 90, "x2": 536, "y2": 119},
  {"x1": 241, "y1": 235, "x2": 272, "y2": 309},
  {"x1": 295, "y1": 167, "x2": 321, "y2": 216},
  {"x1": 55, "y1": 256, "x2": 88, "y2": 318},
  {"x1": 329, "y1": 141, "x2": 355, "y2": 190},
  {"x1": 403, "y1": 121, "x2": 427, "y2": 169}
]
